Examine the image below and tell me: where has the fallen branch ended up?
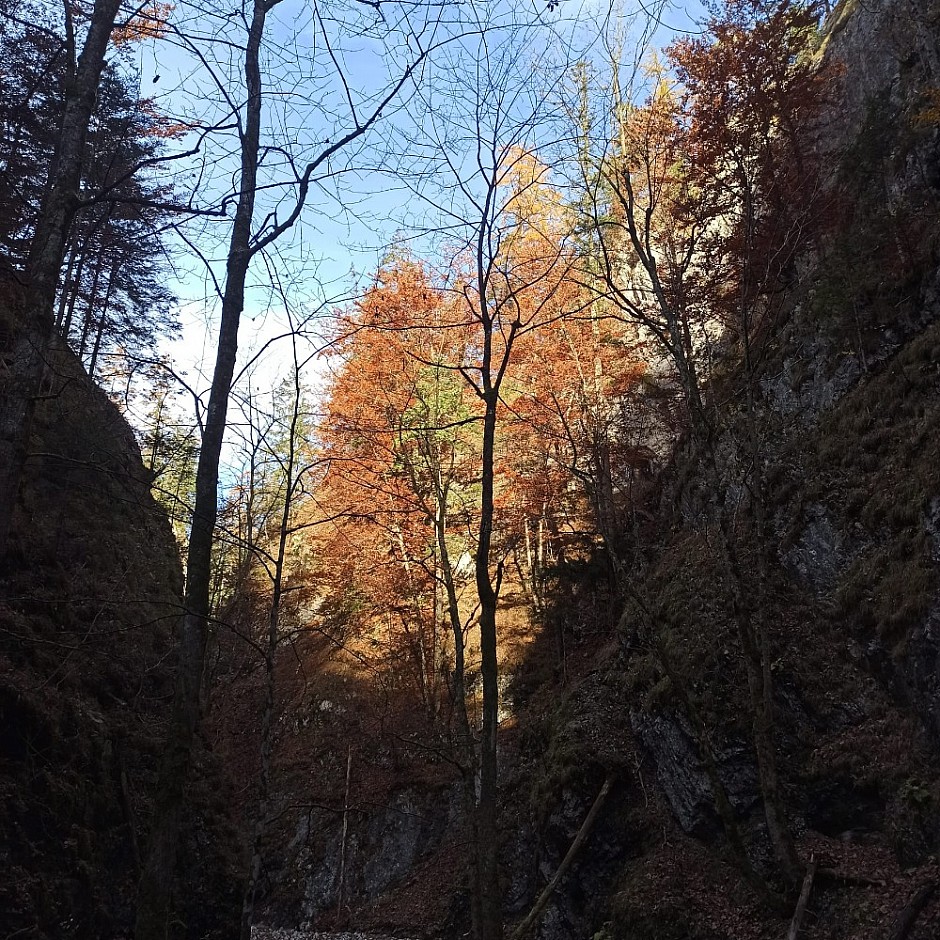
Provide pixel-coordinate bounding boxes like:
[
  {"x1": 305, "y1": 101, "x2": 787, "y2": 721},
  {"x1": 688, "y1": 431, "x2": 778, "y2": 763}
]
[
  {"x1": 509, "y1": 774, "x2": 616, "y2": 940},
  {"x1": 886, "y1": 881, "x2": 936, "y2": 940},
  {"x1": 816, "y1": 867, "x2": 885, "y2": 888},
  {"x1": 786, "y1": 856, "x2": 817, "y2": 940}
]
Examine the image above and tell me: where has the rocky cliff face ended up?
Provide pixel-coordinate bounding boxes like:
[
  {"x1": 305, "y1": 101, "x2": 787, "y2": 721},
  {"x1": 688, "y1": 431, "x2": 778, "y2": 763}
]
[
  {"x1": 0, "y1": 330, "x2": 242, "y2": 938},
  {"x1": 547, "y1": 1, "x2": 940, "y2": 935}
]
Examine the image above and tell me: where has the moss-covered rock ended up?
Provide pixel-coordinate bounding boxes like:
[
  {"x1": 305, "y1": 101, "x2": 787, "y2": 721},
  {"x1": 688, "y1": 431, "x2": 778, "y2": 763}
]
[{"x1": 0, "y1": 331, "x2": 242, "y2": 938}]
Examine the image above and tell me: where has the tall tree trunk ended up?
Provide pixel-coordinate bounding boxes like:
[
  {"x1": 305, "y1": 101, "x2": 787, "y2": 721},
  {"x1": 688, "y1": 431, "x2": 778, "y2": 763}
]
[
  {"x1": 703, "y1": 513, "x2": 795, "y2": 884},
  {"x1": 626, "y1": 587, "x2": 775, "y2": 902},
  {"x1": 87, "y1": 310, "x2": 107, "y2": 379},
  {"x1": 134, "y1": 2, "x2": 269, "y2": 935},
  {"x1": 87, "y1": 258, "x2": 118, "y2": 378},
  {"x1": 78, "y1": 252, "x2": 106, "y2": 360},
  {"x1": 521, "y1": 518, "x2": 538, "y2": 612},
  {"x1": 395, "y1": 526, "x2": 432, "y2": 713},
  {"x1": 55, "y1": 244, "x2": 79, "y2": 332},
  {"x1": 0, "y1": 0, "x2": 123, "y2": 556},
  {"x1": 238, "y1": 556, "x2": 281, "y2": 940},
  {"x1": 474, "y1": 388, "x2": 502, "y2": 940},
  {"x1": 60, "y1": 244, "x2": 89, "y2": 341},
  {"x1": 240, "y1": 403, "x2": 297, "y2": 939},
  {"x1": 433, "y1": 479, "x2": 480, "y2": 928},
  {"x1": 335, "y1": 746, "x2": 354, "y2": 925},
  {"x1": 748, "y1": 431, "x2": 800, "y2": 880}
]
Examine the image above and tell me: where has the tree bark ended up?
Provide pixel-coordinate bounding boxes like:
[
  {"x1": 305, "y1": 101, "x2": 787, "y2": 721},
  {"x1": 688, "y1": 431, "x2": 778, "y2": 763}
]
[
  {"x1": 475, "y1": 388, "x2": 503, "y2": 940},
  {"x1": 335, "y1": 746, "x2": 354, "y2": 925},
  {"x1": 87, "y1": 259, "x2": 118, "y2": 378},
  {"x1": 76, "y1": 251, "x2": 104, "y2": 359},
  {"x1": 239, "y1": 484, "x2": 290, "y2": 939},
  {"x1": 395, "y1": 525, "x2": 432, "y2": 713},
  {"x1": 55, "y1": 244, "x2": 79, "y2": 332},
  {"x1": 430, "y1": 475, "x2": 481, "y2": 925},
  {"x1": 134, "y1": 1, "x2": 269, "y2": 935},
  {"x1": 0, "y1": 0, "x2": 123, "y2": 556},
  {"x1": 435, "y1": 488, "x2": 471, "y2": 745}
]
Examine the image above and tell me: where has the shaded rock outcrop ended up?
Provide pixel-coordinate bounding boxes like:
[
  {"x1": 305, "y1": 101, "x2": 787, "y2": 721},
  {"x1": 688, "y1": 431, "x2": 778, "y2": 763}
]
[{"x1": 0, "y1": 328, "x2": 242, "y2": 939}]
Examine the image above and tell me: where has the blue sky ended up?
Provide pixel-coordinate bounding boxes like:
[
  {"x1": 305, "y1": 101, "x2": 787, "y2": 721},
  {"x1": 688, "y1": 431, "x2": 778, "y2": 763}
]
[{"x1": 124, "y1": 0, "x2": 708, "y2": 457}]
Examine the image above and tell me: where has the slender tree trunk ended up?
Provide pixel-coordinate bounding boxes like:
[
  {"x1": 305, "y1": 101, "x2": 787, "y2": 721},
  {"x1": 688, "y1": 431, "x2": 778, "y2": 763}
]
[
  {"x1": 60, "y1": 246, "x2": 88, "y2": 342},
  {"x1": 433, "y1": 482, "x2": 480, "y2": 927},
  {"x1": 714, "y1": 465, "x2": 800, "y2": 882},
  {"x1": 55, "y1": 244, "x2": 79, "y2": 332},
  {"x1": 519, "y1": 513, "x2": 550, "y2": 618},
  {"x1": 681, "y1": 381, "x2": 798, "y2": 887},
  {"x1": 0, "y1": 0, "x2": 123, "y2": 557},
  {"x1": 537, "y1": 516, "x2": 545, "y2": 572},
  {"x1": 87, "y1": 311, "x2": 107, "y2": 379},
  {"x1": 396, "y1": 526, "x2": 432, "y2": 713},
  {"x1": 747, "y1": 428, "x2": 800, "y2": 881},
  {"x1": 87, "y1": 259, "x2": 117, "y2": 378},
  {"x1": 238, "y1": 584, "x2": 280, "y2": 940},
  {"x1": 428, "y1": 541, "x2": 440, "y2": 719},
  {"x1": 335, "y1": 746, "x2": 354, "y2": 925},
  {"x1": 523, "y1": 518, "x2": 533, "y2": 593},
  {"x1": 433, "y1": 549, "x2": 446, "y2": 719},
  {"x1": 60, "y1": 272, "x2": 82, "y2": 342},
  {"x1": 77, "y1": 252, "x2": 105, "y2": 360},
  {"x1": 474, "y1": 388, "x2": 502, "y2": 940},
  {"x1": 240, "y1": 450, "x2": 294, "y2": 940},
  {"x1": 510, "y1": 775, "x2": 615, "y2": 940},
  {"x1": 135, "y1": 2, "x2": 269, "y2": 935},
  {"x1": 627, "y1": 589, "x2": 773, "y2": 900}
]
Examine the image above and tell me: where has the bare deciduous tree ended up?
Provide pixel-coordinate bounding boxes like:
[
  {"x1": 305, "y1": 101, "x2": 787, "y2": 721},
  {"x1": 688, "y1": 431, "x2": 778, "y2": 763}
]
[
  {"x1": 399, "y1": 11, "x2": 589, "y2": 932},
  {"x1": 134, "y1": 0, "x2": 459, "y2": 933}
]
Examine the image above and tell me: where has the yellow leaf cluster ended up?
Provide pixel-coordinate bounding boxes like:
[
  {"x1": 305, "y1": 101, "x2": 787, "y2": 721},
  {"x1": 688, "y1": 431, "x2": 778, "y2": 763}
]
[{"x1": 112, "y1": 2, "x2": 173, "y2": 47}]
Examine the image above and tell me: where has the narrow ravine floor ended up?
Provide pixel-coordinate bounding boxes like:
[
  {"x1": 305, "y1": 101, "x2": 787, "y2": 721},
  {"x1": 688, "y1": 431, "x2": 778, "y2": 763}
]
[{"x1": 252, "y1": 929, "x2": 416, "y2": 940}]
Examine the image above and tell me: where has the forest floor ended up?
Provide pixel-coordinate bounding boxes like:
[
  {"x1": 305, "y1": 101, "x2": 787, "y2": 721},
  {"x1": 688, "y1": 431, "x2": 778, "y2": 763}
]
[{"x1": 252, "y1": 930, "x2": 416, "y2": 940}]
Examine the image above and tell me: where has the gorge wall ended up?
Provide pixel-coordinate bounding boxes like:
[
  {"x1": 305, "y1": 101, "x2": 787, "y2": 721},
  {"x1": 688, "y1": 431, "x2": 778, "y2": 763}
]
[{"x1": 0, "y1": 326, "x2": 242, "y2": 938}]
